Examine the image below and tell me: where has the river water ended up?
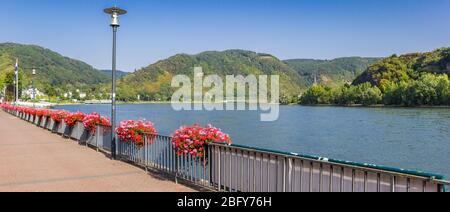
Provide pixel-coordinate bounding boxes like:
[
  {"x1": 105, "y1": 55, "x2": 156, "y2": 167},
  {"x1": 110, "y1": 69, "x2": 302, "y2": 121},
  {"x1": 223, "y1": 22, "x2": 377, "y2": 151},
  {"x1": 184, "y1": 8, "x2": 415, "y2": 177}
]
[{"x1": 55, "y1": 104, "x2": 450, "y2": 179}]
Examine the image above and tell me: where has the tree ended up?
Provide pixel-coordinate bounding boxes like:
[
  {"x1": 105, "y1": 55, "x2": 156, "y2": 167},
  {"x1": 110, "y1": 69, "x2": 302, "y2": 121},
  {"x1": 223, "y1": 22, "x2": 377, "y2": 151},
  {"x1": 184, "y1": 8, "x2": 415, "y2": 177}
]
[
  {"x1": 354, "y1": 56, "x2": 409, "y2": 86},
  {"x1": 2, "y1": 71, "x2": 24, "y2": 100},
  {"x1": 435, "y1": 74, "x2": 450, "y2": 105},
  {"x1": 300, "y1": 85, "x2": 331, "y2": 105},
  {"x1": 355, "y1": 83, "x2": 382, "y2": 106},
  {"x1": 381, "y1": 74, "x2": 449, "y2": 106}
]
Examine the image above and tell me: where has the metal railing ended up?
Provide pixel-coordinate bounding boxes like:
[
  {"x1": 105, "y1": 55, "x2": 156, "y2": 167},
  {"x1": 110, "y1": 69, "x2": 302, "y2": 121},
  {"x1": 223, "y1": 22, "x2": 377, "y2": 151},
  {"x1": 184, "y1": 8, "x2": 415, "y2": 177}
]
[
  {"x1": 118, "y1": 134, "x2": 211, "y2": 187},
  {"x1": 208, "y1": 143, "x2": 449, "y2": 192},
  {"x1": 3, "y1": 109, "x2": 450, "y2": 192},
  {"x1": 115, "y1": 133, "x2": 449, "y2": 192}
]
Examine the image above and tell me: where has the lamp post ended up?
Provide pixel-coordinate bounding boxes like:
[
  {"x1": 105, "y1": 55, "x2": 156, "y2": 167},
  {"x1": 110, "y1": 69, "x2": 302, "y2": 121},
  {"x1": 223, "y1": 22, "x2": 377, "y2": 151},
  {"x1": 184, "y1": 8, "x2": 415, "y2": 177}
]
[
  {"x1": 32, "y1": 69, "x2": 36, "y2": 108},
  {"x1": 14, "y1": 58, "x2": 19, "y2": 106},
  {"x1": 104, "y1": 6, "x2": 127, "y2": 160}
]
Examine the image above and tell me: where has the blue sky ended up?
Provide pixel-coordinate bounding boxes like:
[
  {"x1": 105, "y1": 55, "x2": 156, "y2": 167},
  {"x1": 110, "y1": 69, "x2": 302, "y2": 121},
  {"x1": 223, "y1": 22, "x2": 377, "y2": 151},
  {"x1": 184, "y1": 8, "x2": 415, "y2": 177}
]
[{"x1": 1, "y1": 0, "x2": 450, "y2": 72}]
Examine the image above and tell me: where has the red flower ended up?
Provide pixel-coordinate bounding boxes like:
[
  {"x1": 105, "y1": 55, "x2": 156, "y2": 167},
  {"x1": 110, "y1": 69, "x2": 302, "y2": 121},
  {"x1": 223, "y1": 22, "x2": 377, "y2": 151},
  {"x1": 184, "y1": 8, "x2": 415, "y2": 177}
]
[
  {"x1": 172, "y1": 124, "x2": 231, "y2": 158},
  {"x1": 51, "y1": 110, "x2": 69, "y2": 122},
  {"x1": 42, "y1": 109, "x2": 52, "y2": 117},
  {"x1": 64, "y1": 112, "x2": 86, "y2": 127},
  {"x1": 116, "y1": 120, "x2": 157, "y2": 147},
  {"x1": 35, "y1": 109, "x2": 45, "y2": 117},
  {"x1": 82, "y1": 113, "x2": 111, "y2": 134}
]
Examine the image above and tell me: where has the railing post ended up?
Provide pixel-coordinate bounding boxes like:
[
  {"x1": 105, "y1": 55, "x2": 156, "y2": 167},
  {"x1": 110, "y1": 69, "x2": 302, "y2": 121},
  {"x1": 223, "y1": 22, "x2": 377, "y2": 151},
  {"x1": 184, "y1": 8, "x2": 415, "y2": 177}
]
[
  {"x1": 144, "y1": 135, "x2": 148, "y2": 173},
  {"x1": 391, "y1": 176, "x2": 396, "y2": 192},
  {"x1": 218, "y1": 146, "x2": 221, "y2": 191},
  {"x1": 285, "y1": 157, "x2": 290, "y2": 192},
  {"x1": 175, "y1": 152, "x2": 179, "y2": 184},
  {"x1": 437, "y1": 184, "x2": 444, "y2": 193}
]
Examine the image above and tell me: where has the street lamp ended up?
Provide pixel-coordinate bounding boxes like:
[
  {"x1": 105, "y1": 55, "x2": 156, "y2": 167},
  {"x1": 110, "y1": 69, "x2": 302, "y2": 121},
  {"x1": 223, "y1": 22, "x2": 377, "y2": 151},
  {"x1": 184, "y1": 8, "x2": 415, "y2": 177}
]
[
  {"x1": 14, "y1": 58, "x2": 19, "y2": 106},
  {"x1": 32, "y1": 69, "x2": 36, "y2": 107},
  {"x1": 104, "y1": 6, "x2": 127, "y2": 160}
]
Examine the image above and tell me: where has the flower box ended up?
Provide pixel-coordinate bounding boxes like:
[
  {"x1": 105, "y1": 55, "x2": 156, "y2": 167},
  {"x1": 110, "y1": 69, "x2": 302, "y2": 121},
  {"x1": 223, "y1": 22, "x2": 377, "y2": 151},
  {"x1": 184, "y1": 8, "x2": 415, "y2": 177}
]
[
  {"x1": 51, "y1": 110, "x2": 69, "y2": 134},
  {"x1": 96, "y1": 125, "x2": 112, "y2": 151},
  {"x1": 62, "y1": 121, "x2": 72, "y2": 138},
  {"x1": 49, "y1": 119, "x2": 57, "y2": 132},
  {"x1": 28, "y1": 115, "x2": 34, "y2": 123},
  {"x1": 69, "y1": 121, "x2": 84, "y2": 141},
  {"x1": 56, "y1": 120, "x2": 66, "y2": 135},
  {"x1": 82, "y1": 129, "x2": 97, "y2": 147},
  {"x1": 40, "y1": 117, "x2": 49, "y2": 128},
  {"x1": 34, "y1": 116, "x2": 41, "y2": 125}
]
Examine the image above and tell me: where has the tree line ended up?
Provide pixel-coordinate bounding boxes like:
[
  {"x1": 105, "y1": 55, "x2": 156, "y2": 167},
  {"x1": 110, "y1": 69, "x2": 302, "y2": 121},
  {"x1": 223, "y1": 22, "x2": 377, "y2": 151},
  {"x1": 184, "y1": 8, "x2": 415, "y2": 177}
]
[{"x1": 300, "y1": 73, "x2": 450, "y2": 106}]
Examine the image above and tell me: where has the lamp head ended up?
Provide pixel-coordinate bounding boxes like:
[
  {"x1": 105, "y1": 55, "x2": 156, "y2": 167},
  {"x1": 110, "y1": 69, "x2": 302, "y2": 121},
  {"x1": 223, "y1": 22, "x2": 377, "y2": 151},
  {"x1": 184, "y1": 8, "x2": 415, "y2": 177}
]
[{"x1": 104, "y1": 7, "x2": 127, "y2": 27}]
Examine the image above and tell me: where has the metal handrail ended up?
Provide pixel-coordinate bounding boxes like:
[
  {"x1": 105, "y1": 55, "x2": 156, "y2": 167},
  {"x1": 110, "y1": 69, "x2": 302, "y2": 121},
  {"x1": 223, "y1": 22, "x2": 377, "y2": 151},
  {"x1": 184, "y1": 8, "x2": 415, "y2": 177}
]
[
  {"x1": 436, "y1": 179, "x2": 450, "y2": 186},
  {"x1": 208, "y1": 142, "x2": 445, "y2": 181},
  {"x1": 208, "y1": 142, "x2": 448, "y2": 192}
]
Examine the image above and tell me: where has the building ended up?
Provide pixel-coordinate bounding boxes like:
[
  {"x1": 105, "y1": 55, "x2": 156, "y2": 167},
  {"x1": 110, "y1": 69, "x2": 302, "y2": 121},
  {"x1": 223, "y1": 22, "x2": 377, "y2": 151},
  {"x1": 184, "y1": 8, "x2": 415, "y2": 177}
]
[{"x1": 22, "y1": 88, "x2": 45, "y2": 99}]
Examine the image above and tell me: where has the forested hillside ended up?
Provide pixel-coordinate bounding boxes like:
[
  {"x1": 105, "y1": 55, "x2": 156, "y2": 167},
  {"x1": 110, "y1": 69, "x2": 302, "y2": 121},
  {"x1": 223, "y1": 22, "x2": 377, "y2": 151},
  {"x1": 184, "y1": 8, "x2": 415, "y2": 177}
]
[
  {"x1": 0, "y1": 43, "x2": 108, "y2": 99},
  {"x1": 285, "y1": 57, "x2": 380, "y2": 87},
  {"x1": 117, "y1": 50, "x2": 304, "y2": 103},
  {"x1": 300, "y1": 48, "x2": 450, "y2": 106}
]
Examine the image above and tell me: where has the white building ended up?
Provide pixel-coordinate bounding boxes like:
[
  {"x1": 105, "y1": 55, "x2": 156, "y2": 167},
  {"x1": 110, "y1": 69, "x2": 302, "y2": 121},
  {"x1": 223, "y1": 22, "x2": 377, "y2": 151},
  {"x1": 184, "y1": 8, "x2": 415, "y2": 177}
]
[
  {"x1": 22, "y1": 88, "x2": 45, "y2": 99},
  {"x1": 63, "y1": 92, "x2": 73, "y2": 98},
  {"x1": 79, "y1": 93, "x2": 87, "y2": 99}
]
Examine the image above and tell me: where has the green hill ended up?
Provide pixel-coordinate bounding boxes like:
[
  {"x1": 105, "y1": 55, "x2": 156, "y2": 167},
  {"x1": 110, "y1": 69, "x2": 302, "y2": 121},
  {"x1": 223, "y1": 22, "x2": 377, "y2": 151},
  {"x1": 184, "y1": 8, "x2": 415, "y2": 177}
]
[
  {"x1": 116, "y1": 51, "x2": 383, "y2": 103},
  {"x1": 117, "y1": 50, "x2": 305, "y2": 103},
  {"x1": 353, "y1": 48, "x2": 450, "y2": 86},
  {"x1": 0, "y1": 43, "x2": 108, "y2": 99},
  {"x1": 299, "y1": 48, "x2": 450, "y2": 106},
  {"x1": 285, "y1": 57, "x2": 380, "y2": 87}
]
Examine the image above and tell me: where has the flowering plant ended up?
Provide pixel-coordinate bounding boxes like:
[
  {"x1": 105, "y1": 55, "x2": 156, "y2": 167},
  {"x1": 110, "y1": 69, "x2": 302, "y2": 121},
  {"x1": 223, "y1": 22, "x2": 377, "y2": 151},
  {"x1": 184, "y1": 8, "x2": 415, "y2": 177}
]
[
  {"x1": 25, "y1": 108, "x2": 37, "y2": 116},
  {"x1": 82, "y1": 113, "x2": 111, "y2": 134},
  {"x1": 42, "y1": 109, "x2": 52, "y2": 117},
  {"x1": 17, "y1": 106, "x2": 26, "y2": 113},
  {"x1": 51, "y1": 110, "x2": 69, "y2": 123},
  {"x1": 116, "y1": 120, "x2": 157, "y2": 147},
  {"x1": 172, "y1": 124, "x2": 232, "y2": 158},
  {"x1": 0, "y1": 103, "x2": 12, "y2": 110},
  {"x1": 35, "y1": 109, "x2": 45, "y2": 117},
  {"x1": 64, "y1": 112, "x2": 86, "y2": 127}
]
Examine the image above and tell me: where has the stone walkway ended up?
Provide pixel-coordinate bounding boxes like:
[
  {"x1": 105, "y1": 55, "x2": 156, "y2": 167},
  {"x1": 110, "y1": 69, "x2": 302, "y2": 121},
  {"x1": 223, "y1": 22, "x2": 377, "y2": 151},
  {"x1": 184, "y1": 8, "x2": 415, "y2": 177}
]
[{"x1": 0, "y1": 111, "x2": 194, "y2": 192}]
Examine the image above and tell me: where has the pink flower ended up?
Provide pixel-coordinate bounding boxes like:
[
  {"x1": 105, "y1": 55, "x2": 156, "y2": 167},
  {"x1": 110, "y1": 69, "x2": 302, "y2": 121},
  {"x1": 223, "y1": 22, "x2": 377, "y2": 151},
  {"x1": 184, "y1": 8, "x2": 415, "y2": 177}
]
[
  {"x1": 172, "y1": 124, "x2": 232, "y2": 159},
  {"x1": 115, "y1": 119, "x2": 157, "y2": 147}
]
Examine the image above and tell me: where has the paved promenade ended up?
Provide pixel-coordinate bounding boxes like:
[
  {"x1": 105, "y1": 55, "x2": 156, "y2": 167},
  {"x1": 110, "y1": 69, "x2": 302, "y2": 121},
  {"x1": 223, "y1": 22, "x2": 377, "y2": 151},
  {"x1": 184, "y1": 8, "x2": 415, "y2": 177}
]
[{"x1": 0, "y1": 111, "x2": 193, "y2": 192}]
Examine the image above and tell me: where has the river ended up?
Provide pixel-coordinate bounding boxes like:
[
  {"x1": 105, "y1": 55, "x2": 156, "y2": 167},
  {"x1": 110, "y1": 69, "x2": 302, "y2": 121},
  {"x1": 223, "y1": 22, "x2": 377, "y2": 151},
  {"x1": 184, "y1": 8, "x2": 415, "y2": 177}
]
[{"x1": 54, "y1": 104, "x2": 450, "y2": 179}]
